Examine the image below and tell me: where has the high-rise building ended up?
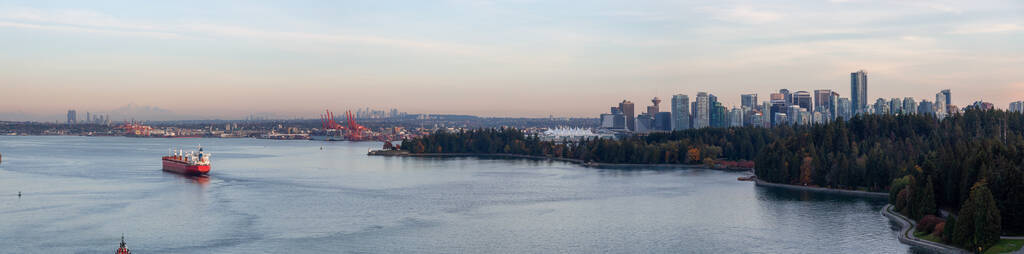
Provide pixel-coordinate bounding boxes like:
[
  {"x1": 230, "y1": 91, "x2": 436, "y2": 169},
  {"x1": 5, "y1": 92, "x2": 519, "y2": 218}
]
[
  {"x1": 773, "y1": 113, "x2": 788, "y2": 127},
  {"x1": 770, "y1": 92, "x2": 787, "y2": 126},
  {"x1": 619, "y1": 100, "x2": 635, "y2": 131},
  {"x1": 779, "y1": 89, "x2": 793, "y2": 106},
  {"x1": 793, "y1": 91, "x2": 812, "y2": 111},
  {"x1": 889, "y1": 98, "x2": 902, "y2": 115},
  {"x1": 647, "y1": 97, "x2": 661, "y2": 116},
  {"x1": 903, "y1": 97, "x2": 917, "y2": 115},
  {"x1": 940, "y1": 89, "x2": 951, "y2": 106},
  {"x1": 1010, "y1": 101, "x2": 1024, "y2": 113},
  {"x1": 694, "y1": 92, "x2": 710, "y2": 129},
  {"x1": 918, "y1": 100, "x2": 934, "y2": 115},
  {"x1": 813, "y1": 90, "x2": 832, "y2": 113},
  {"x1": 600, "y1": 107, "x2": 626, "y2": 130},
  {"x1": 741, "y1": 94, "x2": 758, "y2": 110},
  {"x1": 654, "y1": 112, "x2": 672, "y2": 131},
  {"x1": 851, "y1": 70, "x2": 868, "y2": 115},
  {"x1": 829, "y1": 91, "x2": 840, "y2": 120},
  {"x1": 874, "y1": 98, "x2": 888, "y2": 115},
  {"x1": 935, "y1": 92, "x2": 947, "y2": 118},
  {"x1": 635, "y1": 113, "x2": 654, "y2": 133},
  {"x1": 66, "y1": 110, "x2": 77, "y2": 124},
  {"x1": 837, "y1": 98, "x2": 851, "y2": 120},
  {"x1": 729, "y1": 107, "x2": 743, "y2": 127},
  {"x1": 787, "y1": 105, "x2": 802, "y2": 125},
  {"x1": 671, "y1": 94, "x2": 690, "y2": 131}
]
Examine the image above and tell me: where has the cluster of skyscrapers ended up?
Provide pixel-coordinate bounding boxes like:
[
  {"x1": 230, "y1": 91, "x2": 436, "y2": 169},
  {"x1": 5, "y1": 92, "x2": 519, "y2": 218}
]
[
  {"x1": 599, "y1": 70, "x2": 979, "y2": 133},
  {"x1": 67, "y1": 110, "x2": 111, "y2": 125}
]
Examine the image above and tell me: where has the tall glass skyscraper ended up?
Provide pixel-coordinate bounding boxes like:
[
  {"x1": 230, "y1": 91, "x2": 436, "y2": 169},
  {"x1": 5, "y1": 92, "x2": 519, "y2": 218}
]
[
  {"x1": 850, "y1": 70, "x2": 868, "y2": 115},
  {"x1": 671, "y1": 94, "x2": 690, "y2": 131},
  {"x1": 695, "y1": 92, "x2": 710, "y2": 129}
]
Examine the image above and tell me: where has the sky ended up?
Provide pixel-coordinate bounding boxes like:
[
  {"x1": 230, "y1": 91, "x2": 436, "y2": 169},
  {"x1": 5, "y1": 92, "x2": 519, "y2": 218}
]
[{"x1": 0, "y1": 0, "x2": 1022, "y2": 121}]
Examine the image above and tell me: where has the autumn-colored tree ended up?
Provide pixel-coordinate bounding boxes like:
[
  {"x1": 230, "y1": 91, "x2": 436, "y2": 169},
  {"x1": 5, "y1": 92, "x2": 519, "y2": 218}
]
[
  {"x1": 799, "y1": 155, "x2": 813, "y2": 185},
  {"x1": 687, "y1": 148, "x2": 701, "y2": 163}
]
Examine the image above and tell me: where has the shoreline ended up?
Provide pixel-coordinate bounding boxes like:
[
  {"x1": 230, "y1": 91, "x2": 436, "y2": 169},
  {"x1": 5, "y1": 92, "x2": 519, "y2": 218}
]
[
  {"x1": 369, "y1": 151, "x2": 752, "y2": 171},
  {"x1": 881, "y1": 204, "x2": 970, "y2": 254},
  {"x1": 753, "y1": 179, "x2": 888, "y2": 199}
]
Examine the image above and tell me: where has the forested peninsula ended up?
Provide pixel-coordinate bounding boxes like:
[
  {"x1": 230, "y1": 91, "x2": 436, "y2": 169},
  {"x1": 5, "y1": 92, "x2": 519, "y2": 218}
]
[{"x1": 400, "y1": 110, "x2": 1024, "y2": 246}]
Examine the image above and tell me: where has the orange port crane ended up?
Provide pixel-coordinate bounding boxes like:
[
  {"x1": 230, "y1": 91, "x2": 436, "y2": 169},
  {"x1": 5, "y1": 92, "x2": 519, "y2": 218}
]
[{"x1": 320, "y1": 109, "x2": 369, "y2": 141}]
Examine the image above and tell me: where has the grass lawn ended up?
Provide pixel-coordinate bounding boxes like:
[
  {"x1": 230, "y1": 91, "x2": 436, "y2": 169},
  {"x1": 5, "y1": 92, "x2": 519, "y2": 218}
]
[
  {"x1": 984, "y1": 239, "x2": 1024, "y2": 254},
  {"x1": 913, "y1": 231, "x2": 943, "y2": 243}
]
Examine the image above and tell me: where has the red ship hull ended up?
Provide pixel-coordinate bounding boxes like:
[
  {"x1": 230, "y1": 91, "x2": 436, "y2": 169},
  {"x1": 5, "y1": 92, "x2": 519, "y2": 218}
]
[{"x1": 162, "y1": 157, "x2": 210, "y2": 175}]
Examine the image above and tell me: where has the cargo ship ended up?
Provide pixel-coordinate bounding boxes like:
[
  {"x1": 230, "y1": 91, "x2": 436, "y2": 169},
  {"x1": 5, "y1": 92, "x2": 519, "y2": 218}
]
[{"x1": 162, "y1": 146, "x2": 211, "y2": 175}]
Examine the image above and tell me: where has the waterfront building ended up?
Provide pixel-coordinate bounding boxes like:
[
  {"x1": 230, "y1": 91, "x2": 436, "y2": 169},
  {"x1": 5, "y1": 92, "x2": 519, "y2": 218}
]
[
  {"x1": 619, "y1": 100, "x2": 635, "y2": 131},
  {"x1": 694, "y1": 92, "x2": 710, "y2": 129},
  {"x1": 599, "y1": 106, "x2": 626, "y2": 130},
  {"x1": 654, "y1": 112, "x2": 672, "y2": 131},
  {"x1": 671, "y1": 94, "x2": 691, "y2": 130},
  {"x1": 67, "y1": 110, "x2": 77, "y2": 124},
  {"x1": 647, "y1": 97, "x2": 661, "y2": 116},
  {"x1": 851, "y1": 70, "x2": 868, "y2": 115},
  {"x1": 635, "y1": 113, "x2": 654, "y2": 133}
]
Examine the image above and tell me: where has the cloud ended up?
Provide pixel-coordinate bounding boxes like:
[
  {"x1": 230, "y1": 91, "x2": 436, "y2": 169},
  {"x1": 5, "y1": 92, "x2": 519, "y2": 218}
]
[
  {"x1": 0, "y1": 21, "x2": 180, "y2": 39},
  {"x1": 949, "y1": 23, "x2": 1022, "y2": 34},
  {"x1": 705, "y1": 5, "x2": 783, "y2": 25}
]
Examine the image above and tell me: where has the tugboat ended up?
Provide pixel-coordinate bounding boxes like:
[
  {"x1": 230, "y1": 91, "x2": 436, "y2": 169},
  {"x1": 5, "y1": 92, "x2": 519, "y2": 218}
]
[
  {"x1": 116, "y1": 234, "x2": 131, "y2": 254},
  {"x1": 162, "y1": 146, "x2": 211, "y2": 175}
]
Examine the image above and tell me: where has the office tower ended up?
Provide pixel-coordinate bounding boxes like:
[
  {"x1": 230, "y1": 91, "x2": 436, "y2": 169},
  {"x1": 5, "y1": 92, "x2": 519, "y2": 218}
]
[
  {"x1": 710, "y1": 98, "x2": 726, "y2": 128},
  {"x1": 1010, "y1": 101, "x2": 1024, "y2": 113},
  {"x1": 889, "y1": 98, "x2": 902, "y2": 115},
  {"x1": 773, "y1": 113, "x2": 788, "y2": 127},
  {"x1": 778, "y1": 89, "x2": 793, "y2": 106},
  {"x1": 648, "y1": 97, "x2": 661, "y2": 116},
  {"x1": 903, "y1": 97, "x2": 917, "y2": 114},
  {"x1": 829, "y1": 91, "x2": 840, "y2": 120},
  {"x1": 694, "y1": 92, "x2": 710, "y2": 129},
  {"x1": 635, "y1": 113, "x2": 654, "y2": 133},
  {"x1": 787, "y1": 105, "x2": 801, "y2": 125},
  {"x1": 671, "y1": 94, "x2": 691, "y2": 131},
  {"x1": 874, "y1": 98, "x2": 888, "y2": 115},
  {"x1": 940, "y1": 89, "x2": 951, "y2": 106},
  {"x1": 770, "y1": 92, "x2": 787, "y2": 126},
  {"x1": 741, "y1": 94, "x2": 758, "y2": 110},
  {"x1": 729, "y1": 107, "x2": 743, "y2": 127},
  {"x1": 837, "y1": 98, "x2": 851, "y2": 120},
  {"x1": 793, "y1": 91, "x2": 812, "y2": 111},
  {"x1": 813, "y1": 90, "x2": 832, "y2": 113},
  {"x1": 850, "y1": 70, "x2": 868, "y2": 115},
  {"x1": 600, "y1": 107, "x2": 625, "y2": 129},
  {"x1": 919, "y1": 100, "x2": 934, "y2": 115},
  {"x1": 619, "y1": 100, "x2": 635, "y2": 131},
  {"x1": 67, "y1": 110, "x2": 77, "y2": 124},
  {"x1": 935, "y1": 92, "x2": 947, "y2": 117},
  {"x1": 654, "y1": 112, "x2": 672, "y2": 131}
]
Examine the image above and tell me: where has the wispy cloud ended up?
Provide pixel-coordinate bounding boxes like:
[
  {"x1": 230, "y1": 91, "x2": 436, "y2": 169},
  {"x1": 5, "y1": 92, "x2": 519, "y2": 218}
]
[
  {"x1": 704, "y1": 5, "x2": 783, "y2": 25},
  {"x1": 949, "y1": 23, "x2": 1022, "y2": 34}
]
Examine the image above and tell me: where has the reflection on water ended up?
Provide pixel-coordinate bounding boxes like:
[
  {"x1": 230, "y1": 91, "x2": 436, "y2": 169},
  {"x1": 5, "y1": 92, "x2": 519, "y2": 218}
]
[{"x1": 0, "y1": 136, "x2": 913, "y2": 253}]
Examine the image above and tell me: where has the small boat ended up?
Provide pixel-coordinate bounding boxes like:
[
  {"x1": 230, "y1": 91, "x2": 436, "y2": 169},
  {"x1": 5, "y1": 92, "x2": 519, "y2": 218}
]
[
  {"x1": 116, "y1": 234, "x2": 131, "y2": 254},
  {"x1": 162, "y1": 146, "x2": 211, "y2": 175},
  {"x1": 737, "y1": 175, "x2": 756, "y2": 181}
]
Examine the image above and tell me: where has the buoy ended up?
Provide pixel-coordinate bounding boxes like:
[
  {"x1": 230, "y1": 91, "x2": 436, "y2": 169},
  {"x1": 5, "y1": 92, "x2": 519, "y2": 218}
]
[{"x1": 17, "y1": 191, "x2": 21, "y2": 198}]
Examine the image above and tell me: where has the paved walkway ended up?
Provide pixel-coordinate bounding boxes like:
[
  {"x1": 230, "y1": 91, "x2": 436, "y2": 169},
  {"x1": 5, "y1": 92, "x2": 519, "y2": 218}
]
[{"x1": 881, "y1": 204, "x2": 969, "y2": 254}]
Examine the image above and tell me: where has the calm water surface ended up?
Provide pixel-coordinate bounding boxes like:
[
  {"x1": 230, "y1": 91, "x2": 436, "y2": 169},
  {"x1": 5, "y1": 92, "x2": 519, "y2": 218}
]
[{"x1": 0, "y1": 136, "x2": 920, "y2": 253}]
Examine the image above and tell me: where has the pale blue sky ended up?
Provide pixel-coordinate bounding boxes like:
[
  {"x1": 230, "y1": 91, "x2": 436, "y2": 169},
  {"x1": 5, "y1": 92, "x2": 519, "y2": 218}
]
[{"x1": 1, "y1": 0, "x2": 1022, "y2": 120}]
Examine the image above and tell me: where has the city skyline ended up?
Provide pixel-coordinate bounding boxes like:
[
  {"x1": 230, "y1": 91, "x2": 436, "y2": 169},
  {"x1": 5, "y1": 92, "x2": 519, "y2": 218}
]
[{"x1": 1, "y1": 0, "x2": 1022, "y2": 121}]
